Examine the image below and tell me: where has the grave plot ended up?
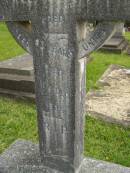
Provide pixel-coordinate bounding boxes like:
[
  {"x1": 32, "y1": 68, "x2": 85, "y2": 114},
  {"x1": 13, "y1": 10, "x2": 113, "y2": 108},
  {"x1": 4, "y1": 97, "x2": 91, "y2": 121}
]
[
  {"x1": 101, "y1": 37, "x2": 129, "y2": 54},
  {"x1": 101, "y1": 23, "x2": 130, "y2": 54},
  {"x1": 87, "y1": 64, "x2": 130, "y2": 127},
  {"x1": 0, "y1": 51, "x2": 92, "y2": 100},
  {"x1": 0, "y1": 54, "x2": 35, "y2": 100}
]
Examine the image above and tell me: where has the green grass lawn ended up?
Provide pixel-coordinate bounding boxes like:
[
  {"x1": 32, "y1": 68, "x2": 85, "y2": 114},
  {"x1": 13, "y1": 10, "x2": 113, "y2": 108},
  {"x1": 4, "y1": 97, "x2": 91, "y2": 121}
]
[
  {"x1": 87, "y1": 51, "x2": 130, "y2": 91},
  {"x1": 125, "y1": 32, "x2": 130, "y2": 43},
  {"x1": 0, "y1": 98, "x2": 38, "y2": 153},
  {"x1": 0, "y1": 23, "x2": 25, "y2": 61},
  {"x1": 0, "y1": 23, "x2": 130, "y2": 167}
]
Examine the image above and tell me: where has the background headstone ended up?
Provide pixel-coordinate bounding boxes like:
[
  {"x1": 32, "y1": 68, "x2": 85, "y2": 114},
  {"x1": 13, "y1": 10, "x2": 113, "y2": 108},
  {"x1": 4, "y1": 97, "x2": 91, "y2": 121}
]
[
  {"x1": 0, "y1": 54, "x2": 34, "y2": 100},
  {"x1": 101, "y1": 23, "x2": 129, "y2": 53}
]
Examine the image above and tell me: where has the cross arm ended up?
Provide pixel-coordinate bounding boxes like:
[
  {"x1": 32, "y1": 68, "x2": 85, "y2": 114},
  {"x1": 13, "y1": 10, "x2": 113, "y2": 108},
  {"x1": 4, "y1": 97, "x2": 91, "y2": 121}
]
[
  {"x1": 0, "y1": 0, "x2": 32, "y2": 21},
  {"x1": 79, "y1": 22, "x2": 117, "y2": 58},
  {"x1": 78, "y1": 0, "x2": 130, "y2": 57},
  {"x1": 84, "y1": 0, "x2": 130, "y2": 22}
]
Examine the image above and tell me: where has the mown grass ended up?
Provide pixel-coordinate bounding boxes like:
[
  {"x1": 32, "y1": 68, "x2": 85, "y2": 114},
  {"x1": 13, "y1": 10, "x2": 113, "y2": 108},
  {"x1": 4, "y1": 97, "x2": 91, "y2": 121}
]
[
  {"x1": 87, "y1": 51, "x2": 130, "y2": 91},
  {"x1": 0, "y1": 98, "x2": 37, "y2": 154},
  {"x1": 0, "y1": 23, "x2": 130, "y2": 167},
  {"x1": 0, "y1": 22, "x2": 25, "y2": 61},
  {"x1": 85, "y1": 116, "x2": 130, "y2": 166}
]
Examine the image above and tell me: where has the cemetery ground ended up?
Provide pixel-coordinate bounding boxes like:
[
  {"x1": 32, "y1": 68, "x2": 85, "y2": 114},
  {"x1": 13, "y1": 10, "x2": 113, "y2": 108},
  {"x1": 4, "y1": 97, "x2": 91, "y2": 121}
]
[{"x1": 0, "y1": 23, "x2": 130, "y2": 168}]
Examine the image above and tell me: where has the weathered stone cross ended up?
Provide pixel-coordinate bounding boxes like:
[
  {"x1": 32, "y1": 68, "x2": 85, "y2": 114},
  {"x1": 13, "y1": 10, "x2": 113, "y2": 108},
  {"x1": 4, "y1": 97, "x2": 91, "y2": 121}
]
[{"x1": 0, "y1": 0, "x2": 130, "y2": 173}]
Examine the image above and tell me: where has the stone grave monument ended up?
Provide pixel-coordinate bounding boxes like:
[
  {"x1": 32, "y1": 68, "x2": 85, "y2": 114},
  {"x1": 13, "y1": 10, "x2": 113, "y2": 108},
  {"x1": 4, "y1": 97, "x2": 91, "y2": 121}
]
[
  {"x1": 101, "y1": 23, "x2": 129, "y2": 53},
  {"x1": 0, "y1": 0, "x2": 130, "y2": 173},
  {"x1": 0, "y1": 54, "x2": 35, "y2": 100}
]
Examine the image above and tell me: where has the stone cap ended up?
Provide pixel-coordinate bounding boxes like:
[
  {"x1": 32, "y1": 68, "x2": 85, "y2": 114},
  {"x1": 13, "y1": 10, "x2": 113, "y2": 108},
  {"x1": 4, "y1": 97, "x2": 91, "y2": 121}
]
[{"x1": 0, "y1": 54, "x2": 33, "y2": 76}]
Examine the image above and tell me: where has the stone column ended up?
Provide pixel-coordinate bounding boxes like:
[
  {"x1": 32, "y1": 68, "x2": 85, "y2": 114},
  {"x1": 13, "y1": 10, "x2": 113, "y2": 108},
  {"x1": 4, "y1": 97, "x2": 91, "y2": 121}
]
[{"x1": 31, "y1": 3, "x2": 86, "y2": 172}]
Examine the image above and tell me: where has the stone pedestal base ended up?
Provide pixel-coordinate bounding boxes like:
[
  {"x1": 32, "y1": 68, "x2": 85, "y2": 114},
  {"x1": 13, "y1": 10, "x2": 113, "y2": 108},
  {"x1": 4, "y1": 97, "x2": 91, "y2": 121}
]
[
  {"x1": 0, "y1": 54, "x2": 35, "y2": 100},
  {"x1": 101, "y1": 37, "x2": 129, "y2": 54},
  {"x1": 0, "y1": 140, "x2": 130, "y2": 173}
]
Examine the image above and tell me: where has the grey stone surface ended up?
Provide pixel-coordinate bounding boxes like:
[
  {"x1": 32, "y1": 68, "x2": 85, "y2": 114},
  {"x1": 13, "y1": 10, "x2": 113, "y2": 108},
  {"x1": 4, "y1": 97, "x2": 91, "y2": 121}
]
[
  {"x1": 80, "y1": 159, "x2": 130, "y2": 173},
  {"x1": 0, "y1": 53, "x2": 92, "y2": 100},
  {"x1": 0, "y1": 54, "x2": 33, "y2": 76},
  {"x1": 113, "y1": 23, "x2": 124, "y2": 38},
  {"x1": 1, "y1": 1, "x2": 130, "y2": 21},
  {"x1": 86, "y1": 65, "x2": 130, "y2": 127},
  {"x1": 104, "y1": 38, "x2": 124, "y2": 47},
  {"x1": 0, "y1": 54, "x2": 34, "y2": 99},
  {"x1": 0, "y1": 0, "x2": 130, "y2": 173},
  {"x1": 0, "y1": 73, "x2": 34, "y2": 92},
  {"x1": 101, "y1": 23, "x2": 129, "y2": 53},
  {"x1": 7, "y1": 22, "x2": 32, "y2": 53},
  {"x1": 0, "y1": 140, "x2": 130, "y2": 173},
  {"x1": 0, "y1": 88, "x2": 35, "y2": 101}
]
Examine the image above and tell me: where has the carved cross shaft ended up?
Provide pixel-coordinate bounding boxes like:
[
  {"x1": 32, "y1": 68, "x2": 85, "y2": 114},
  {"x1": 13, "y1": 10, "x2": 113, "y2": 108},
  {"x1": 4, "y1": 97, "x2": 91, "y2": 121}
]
[{"x1": 0, "y1": 0, "x2": 130, "y2": 172}]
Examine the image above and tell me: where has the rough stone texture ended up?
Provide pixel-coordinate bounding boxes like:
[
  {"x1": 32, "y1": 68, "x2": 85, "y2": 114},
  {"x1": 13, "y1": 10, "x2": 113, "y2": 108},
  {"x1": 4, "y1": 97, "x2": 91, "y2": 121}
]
[
  {"x1": 1, "y1": 0, "x2": 130, "y2": 172},
  {"x1": 6, "y1": 22, "x2": 32, "y2": 53},
  {"x1": 1, "y1": 0, "x2": 130, "y2": 21},
  {"x1": 0, "y1": 54, "x2": 34, "y2": 99},
  {"x1": 101, "y1": 23, "x2": 129, "y2": 53},
  {"x1": 0, "y1": 88, "x2": 35, "y2": 101},
  {"x1": 86, "y1": 65, "x2": 130, "y2": 127},
  {"x1": 0, "y1": 54, "x2": 33, "y2": 76},
  {"x1": 80, "y1": 159, "x2": 130, "y2": 173},
  {"x1": 101, "y1": 37, "x2": 129, "y2": 53},
  {"x1": 0, "y1": 140, "x2": 130, "y2": 173},
  {"x1": 113, "y1": 23, "x2": 124, "y2": 37},
  {"x1": 0, "y1": 73, "x2": 34, "y2": 92},
  {"x1": 0, "y1": 54, "x2": 93, "y2": 100},
  {"x1": 1, "y1": 1, "x2": 116, "y2": 172},
  {"x1": 104, "y1": 38, "x2": 124, "y2": 47}
]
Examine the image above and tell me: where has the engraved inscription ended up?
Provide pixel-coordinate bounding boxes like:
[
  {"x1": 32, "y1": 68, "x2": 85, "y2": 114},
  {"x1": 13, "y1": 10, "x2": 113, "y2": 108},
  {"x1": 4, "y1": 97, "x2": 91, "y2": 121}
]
[
  {"x1": 35, "y1": 34, "x2": 73, "y2": 59},
  {"x1": 49, "y1": 15, "x2": 64, "y2": 23},
  {"x1": 50, "y1": 47, "x2": 73, "y2": 59},
  {"x1": 82, "y1": 29, "x2": 106, "y2": 51}
]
